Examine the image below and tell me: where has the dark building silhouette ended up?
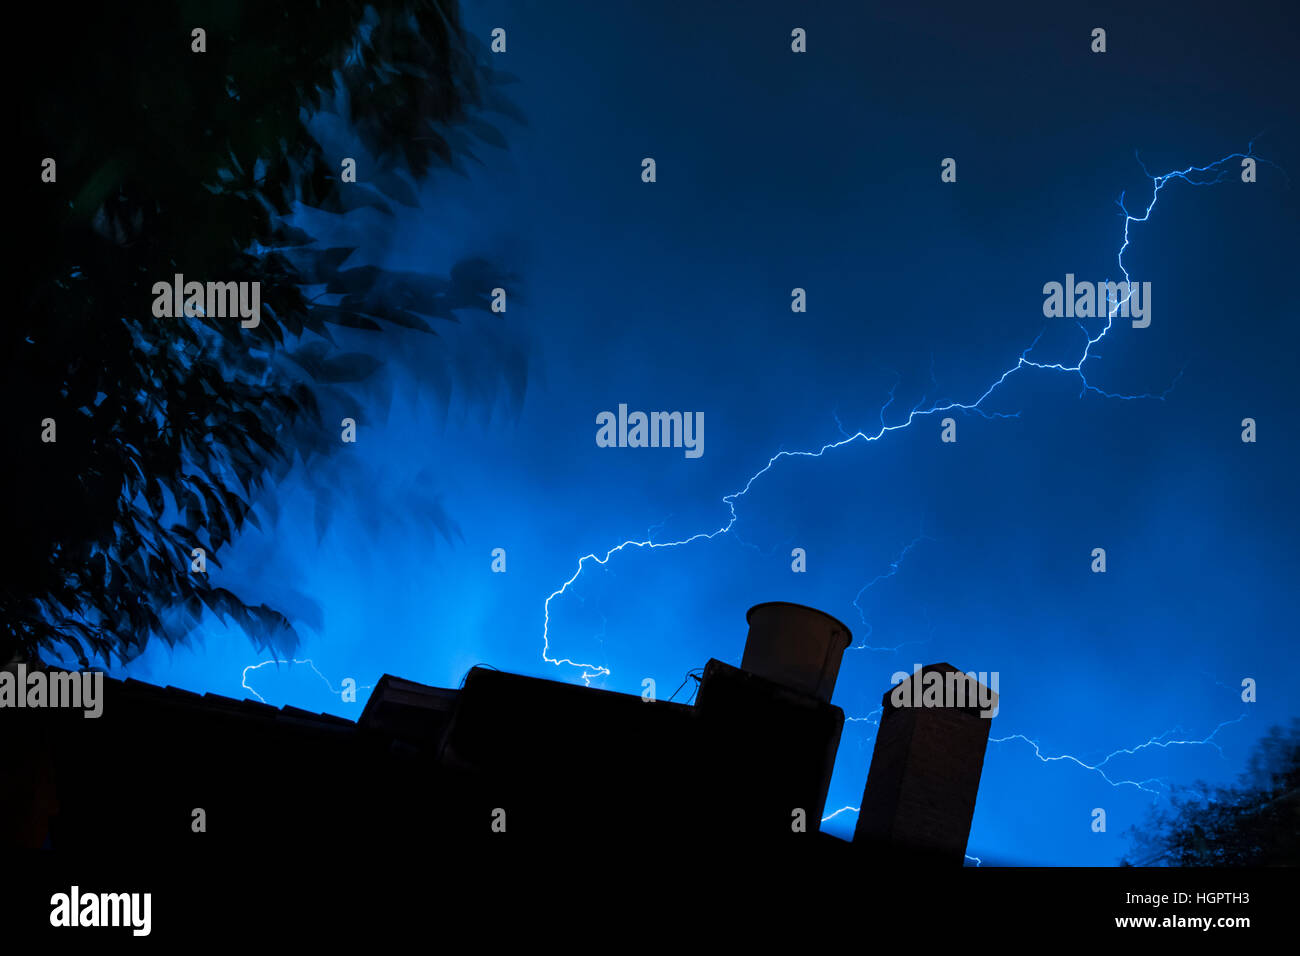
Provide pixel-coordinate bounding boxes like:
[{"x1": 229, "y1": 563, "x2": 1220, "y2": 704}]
[{"x1": 3, "y1": 602, "x2": 995, "y2": 863}]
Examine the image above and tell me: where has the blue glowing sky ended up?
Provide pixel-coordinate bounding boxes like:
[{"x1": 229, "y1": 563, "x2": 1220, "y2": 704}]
[{"x1": 108, "y1": 0, "x2": 1299, "y2": 864}]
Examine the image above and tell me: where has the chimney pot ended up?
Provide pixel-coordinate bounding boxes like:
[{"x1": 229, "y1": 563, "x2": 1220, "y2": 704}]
[{"x1": 740, "y1": 602, "x2": 852, "y2": 703}]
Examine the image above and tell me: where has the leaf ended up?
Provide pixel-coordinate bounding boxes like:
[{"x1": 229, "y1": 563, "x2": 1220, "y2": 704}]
[
  {"x1": 296, "y1": 247, "x2": 358, "y2": 283},
  {"x1": 308, "y1": 306, "x2": 383, "y2": 331},
  {"x1": 268, "y1": 224, "x2": 316, "y2": 247},
  {"x1": 465, "y1": 118, "x2": 509, "y2": 150}
]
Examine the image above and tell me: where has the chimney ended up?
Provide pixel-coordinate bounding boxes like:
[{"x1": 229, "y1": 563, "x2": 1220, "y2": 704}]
[
  {"x1": 691, "y1": 603, "x2": 852, "y2": 833},
  {"x1": 739, "y1": 601, "x2": 852, "y2": 703},
  {"x1": 853, "y1": 663, "x2": 995, "y2": 865}
]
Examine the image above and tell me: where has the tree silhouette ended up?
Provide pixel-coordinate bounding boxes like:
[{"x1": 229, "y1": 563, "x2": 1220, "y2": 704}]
[
  {"x1": 1123, "y1": 720, "x2": 1299, "y2": 866},
  {"x1": 8, "y1": 1, "x2": 523, "y2": 668}
]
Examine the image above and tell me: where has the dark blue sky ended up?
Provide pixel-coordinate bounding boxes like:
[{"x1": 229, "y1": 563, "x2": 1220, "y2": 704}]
[{"x1": 112, "y1": 0, "x2": 1298, "y2": 864}]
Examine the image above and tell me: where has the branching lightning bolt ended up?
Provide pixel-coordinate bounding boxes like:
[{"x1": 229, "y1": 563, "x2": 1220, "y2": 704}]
[
  {"x1": 988, "y1": 713, "x2": 1249, "y2": 795},
  {"x1": 845, "y1": 707, "x2": 883, "y2": 727},
  {"x1": 542, "y1": 144, "x2": 1268, "y2": 684},
  {"x1": 850, "y1": 533, "x2": 933, "y2": 652},
  {"x1": 549, "y1": 146, "x2": 1270, "y2": 858},
  {"x1": 241, "y1": 657, "x2": 371, "y2": 705},
  {"x1": 819, "y1": 714, "x2": 1250, "y2": 842}
]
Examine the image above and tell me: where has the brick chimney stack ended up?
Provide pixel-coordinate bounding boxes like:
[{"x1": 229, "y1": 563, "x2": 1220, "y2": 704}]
[{"x1": 853, "y1": 663, "x2": 995, "y2": 865}]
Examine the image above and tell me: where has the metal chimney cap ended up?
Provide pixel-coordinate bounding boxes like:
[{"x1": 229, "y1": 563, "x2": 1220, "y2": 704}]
[{"x1": 745, "y1": 601, "x2": 853, "y2": 646}]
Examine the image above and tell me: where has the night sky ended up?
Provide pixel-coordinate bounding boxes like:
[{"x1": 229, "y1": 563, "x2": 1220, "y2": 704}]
[{"x1": 101, "y1": 0, "x2": 1298, "y2": 864}]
